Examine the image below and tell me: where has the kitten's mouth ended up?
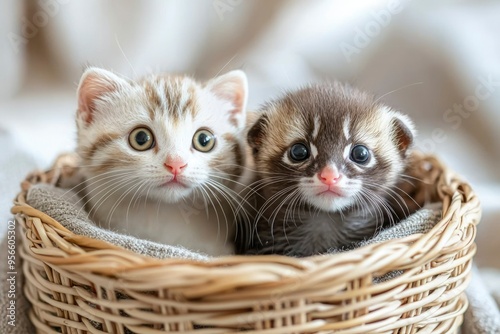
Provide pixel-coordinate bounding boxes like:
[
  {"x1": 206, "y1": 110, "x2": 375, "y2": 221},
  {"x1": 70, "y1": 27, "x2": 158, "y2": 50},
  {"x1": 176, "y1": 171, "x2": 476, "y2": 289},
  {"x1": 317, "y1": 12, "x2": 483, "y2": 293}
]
[
  {"x1": 317, "y1": 187, "x2": 343, "y2": 197},
  {"x1": 161, "y1": 178, "x2": 187, "y2": 188}
]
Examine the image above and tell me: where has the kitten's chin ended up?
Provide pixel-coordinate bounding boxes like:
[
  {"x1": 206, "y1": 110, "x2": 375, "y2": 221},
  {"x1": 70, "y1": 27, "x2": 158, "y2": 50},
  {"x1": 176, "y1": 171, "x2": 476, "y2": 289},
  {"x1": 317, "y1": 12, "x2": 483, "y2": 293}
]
[
  {"x1": 302, "y1": 189, "x2": 355, "y2": 212},
  {"x1": 300, "y1": 183, "x2": 360, "y2": 213},
  {"x1": 308, "y1": 196, "x2": 354, "y2": 212},
  {"x1": 153, "y1": 186, "x2": 194, "y2": 203}
]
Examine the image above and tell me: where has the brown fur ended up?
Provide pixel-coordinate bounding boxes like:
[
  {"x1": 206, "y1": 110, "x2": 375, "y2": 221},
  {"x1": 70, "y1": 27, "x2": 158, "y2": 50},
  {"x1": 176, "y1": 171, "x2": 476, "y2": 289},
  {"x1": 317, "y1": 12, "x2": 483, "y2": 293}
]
[
  {"x1": 238, "y1": 83, "x2": 416, "y2": 256},
  {"x1": 81, "y1": 132, "x2": 120, "y2": 160}
]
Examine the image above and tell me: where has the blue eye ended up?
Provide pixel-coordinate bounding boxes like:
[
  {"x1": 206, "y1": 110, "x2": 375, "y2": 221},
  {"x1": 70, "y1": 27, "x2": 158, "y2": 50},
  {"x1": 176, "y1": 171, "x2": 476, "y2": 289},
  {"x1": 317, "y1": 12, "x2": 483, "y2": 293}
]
[
  {"x1": 289, "y1": 143, "x2": 310, "y2": 162},
  {"x1": 350, "y1": 145, "x2": 370, "y2": 164}
]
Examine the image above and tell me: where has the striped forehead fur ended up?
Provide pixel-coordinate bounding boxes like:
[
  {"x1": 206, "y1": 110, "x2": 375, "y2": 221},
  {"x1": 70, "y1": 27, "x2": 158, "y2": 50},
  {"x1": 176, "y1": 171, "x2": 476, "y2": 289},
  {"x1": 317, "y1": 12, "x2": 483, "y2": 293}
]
[
  {"x1": 255, "y1": 84, "x2": 376, "y2": 154},
  {"x1": 140, "y1": 75, "x2": 200, "y2": 122}
]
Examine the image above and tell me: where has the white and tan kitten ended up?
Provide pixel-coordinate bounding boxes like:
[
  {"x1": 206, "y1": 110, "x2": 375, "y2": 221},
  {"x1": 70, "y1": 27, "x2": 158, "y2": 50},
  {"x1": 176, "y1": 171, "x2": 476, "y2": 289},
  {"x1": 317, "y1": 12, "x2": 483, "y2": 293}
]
[
  {"x1": 239, "y1": 82, "x2": 417, "y2": 257},
  {"x1": 76, "y1": 67, "x2": 249, "y2": 256}
]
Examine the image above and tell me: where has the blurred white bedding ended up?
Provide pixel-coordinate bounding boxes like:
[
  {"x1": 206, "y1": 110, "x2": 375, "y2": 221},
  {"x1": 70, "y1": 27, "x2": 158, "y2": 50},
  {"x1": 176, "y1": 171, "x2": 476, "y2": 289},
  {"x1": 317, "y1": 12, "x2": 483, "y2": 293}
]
[{"x1": 0, "y1": 0, "x2": 498, "y2": 286}]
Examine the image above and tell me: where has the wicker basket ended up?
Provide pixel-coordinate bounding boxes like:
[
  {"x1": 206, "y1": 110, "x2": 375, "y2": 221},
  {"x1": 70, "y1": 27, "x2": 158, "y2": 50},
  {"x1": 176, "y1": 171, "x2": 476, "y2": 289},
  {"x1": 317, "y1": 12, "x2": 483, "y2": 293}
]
[{"x1": 12, "y1": 152, "x2": 481, "y2": 334}]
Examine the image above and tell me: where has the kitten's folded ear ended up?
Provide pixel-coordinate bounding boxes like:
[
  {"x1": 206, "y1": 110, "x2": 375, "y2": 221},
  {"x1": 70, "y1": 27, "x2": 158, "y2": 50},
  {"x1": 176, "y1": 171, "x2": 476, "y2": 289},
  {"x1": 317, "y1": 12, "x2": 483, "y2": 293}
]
[
  {"x1": 206, "y1": 70, "x2": 248, "y2": 130},
  {"x1": 247, "y1": 114, "x2": 269, "y2": 155},
  {"x1": 77, "y1": 67, "x2": 129, "y2": 126},
  {"x1": 391, "y1": 112, "x2": 416, "y2": 155}
]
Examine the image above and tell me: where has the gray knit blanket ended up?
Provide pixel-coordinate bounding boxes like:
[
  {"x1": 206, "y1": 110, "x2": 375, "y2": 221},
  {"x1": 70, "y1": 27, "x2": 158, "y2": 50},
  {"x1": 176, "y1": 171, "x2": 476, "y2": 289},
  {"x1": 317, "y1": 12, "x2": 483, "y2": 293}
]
[
  {"x1": 26, "y1": 184, "x2": 209, "y2": 261},
  {"x1": 1, "y1": 182, "x2": 498, "y2": 333},
  {"x1": 26, "y1": 184, "x2": 443, "y2": 260}
]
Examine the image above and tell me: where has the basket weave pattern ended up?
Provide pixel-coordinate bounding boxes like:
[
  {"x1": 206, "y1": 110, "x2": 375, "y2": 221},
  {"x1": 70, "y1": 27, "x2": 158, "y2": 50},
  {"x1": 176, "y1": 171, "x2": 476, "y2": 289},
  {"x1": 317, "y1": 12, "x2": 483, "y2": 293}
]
[{"x1": 12, "y1": 153, "x2": 481, "y2": 333}]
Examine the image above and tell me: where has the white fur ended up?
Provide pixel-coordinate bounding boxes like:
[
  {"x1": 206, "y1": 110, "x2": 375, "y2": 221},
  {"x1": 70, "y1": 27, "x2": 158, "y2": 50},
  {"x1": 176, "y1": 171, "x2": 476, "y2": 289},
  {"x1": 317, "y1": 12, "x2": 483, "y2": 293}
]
[
  {"x1": 312, "y1": 115, "x2": 320, "y2": 138},
  {"x1": 282, "y1": 152, "x2": 293, "y2": 165},
  {"x1": 343, "y1": 143, "x2": 352, "y2": 160},
  {"x1": 343, "y1": 116, "x2": 350, "y2": 140},
  {"x1": 363, "y1": 153, "x2": 377, "y2": 168},
  {"x1": 310, "y1": 143, "x2": 319, "y2": 158},
  {"x1": 77, "y1": 68, "x2": 249, "y2": 256}
]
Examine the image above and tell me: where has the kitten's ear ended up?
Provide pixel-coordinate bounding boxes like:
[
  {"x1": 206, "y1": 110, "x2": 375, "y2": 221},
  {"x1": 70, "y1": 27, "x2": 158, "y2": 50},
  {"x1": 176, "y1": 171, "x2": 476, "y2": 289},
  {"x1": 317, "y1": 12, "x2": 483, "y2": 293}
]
[
  {"x1": 247, "y1": 114, "x2": 268, "y2": 155},
  {"x1": 77, "y1": 67, "x2": 129, "y2": 125},
  {"x1": 391, "y1": 112, "x2": 416, "y2": 155},
  {"x1": 206, "y1": 70, "x2": 248, "y2": 130}
]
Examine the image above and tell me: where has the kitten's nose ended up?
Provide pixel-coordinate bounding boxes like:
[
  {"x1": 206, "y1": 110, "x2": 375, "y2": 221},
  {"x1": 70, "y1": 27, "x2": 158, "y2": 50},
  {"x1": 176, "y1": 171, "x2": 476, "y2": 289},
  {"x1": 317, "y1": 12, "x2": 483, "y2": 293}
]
[
  {"x1": 164, "y1": 159, "x2": 187, "y2": 175},
  {"x1": 318, "y1": 166, "x2": 340, "y2": 185}
]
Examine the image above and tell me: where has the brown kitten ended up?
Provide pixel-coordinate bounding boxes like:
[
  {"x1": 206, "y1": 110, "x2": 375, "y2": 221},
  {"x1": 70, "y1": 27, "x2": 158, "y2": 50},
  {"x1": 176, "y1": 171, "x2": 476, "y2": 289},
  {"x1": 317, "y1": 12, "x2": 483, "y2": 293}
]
[{"x1": 239, "y1": 82, "x2": 417, "y2": 257}]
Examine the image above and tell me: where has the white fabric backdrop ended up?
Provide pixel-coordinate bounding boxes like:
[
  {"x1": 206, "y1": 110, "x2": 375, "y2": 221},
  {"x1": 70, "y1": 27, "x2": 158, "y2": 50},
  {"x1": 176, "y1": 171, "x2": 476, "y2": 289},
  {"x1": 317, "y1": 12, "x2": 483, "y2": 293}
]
[{"x1": 1, "y1": 0, "x2": 499, "y2": 269}]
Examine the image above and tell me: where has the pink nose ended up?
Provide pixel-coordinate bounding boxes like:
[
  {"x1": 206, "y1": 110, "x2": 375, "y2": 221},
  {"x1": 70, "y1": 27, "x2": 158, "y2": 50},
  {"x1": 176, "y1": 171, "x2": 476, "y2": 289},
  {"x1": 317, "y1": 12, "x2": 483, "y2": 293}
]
[
  {"x1": 318, "y1": 166, "x2": 340, "y2": 185},
  {"x1": 164, "y1": 160, "x2": 187, "y2": 174}
]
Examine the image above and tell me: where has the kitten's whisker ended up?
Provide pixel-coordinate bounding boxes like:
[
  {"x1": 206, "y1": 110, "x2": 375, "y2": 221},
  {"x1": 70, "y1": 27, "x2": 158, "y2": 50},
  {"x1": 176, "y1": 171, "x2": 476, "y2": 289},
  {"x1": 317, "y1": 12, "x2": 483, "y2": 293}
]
[
  {"x1": 214, "y1": 52, "x2": 239, "y2": 78},
  {"x1": 125, "y1": 180, "x2": 149, "y2": 227},
  {"x1": 106, "y1": 179, "x2": 145, "y2": 225},
  {"x1": 199, "y1": 183, "x2": 225, "y2": 243},
  {"x1": 364, "y1": 181, "x2": 420, "y2": 216},
  {"x1": 75, "y1": 173, "x2": 137, "y2": 215},
  {"x1": 63, "y1": 170, "x2": 137, "y2": 200},
  {"x1": 364, "y1": 186, "x2": 406, "y2": 219},
  {"x1": 360, "y1": 188, "x2": 398, "y2": 228},
  {"x1": 206, "y1": 180, "x2": 242, "y2": 245},
  {"x1": 235, "y1": 177, "x2": 296, "y2": 206},
  {"x1": 399, "y1": 174, "x2": 429, "y2": 184},
  {"x1": 373, "y1": 81, "x2": 424, "y2": 104},
  {"x1": 115, "y1": 34, "x2": 138, "y2": 77},
  {"x1": 87, "y1": 176, "x2": 139, "y2": 223},
  {"x1": 269, "y1": 188, "x2": 299, "y2": 229},
  {"x1": 252, "y1": 188, "x2": 292, "y2": 247},
  {"x1": 206, "y1": 180, "x2": 241, "y2": 217},
  {"x1": 279, "y1": 189, "x2": 301, "y2": 244},
  {"x1": 215, "y1": 163, "x2": 296, "y2": 177},
  {"x1": 254, "y1": 184, "x2": 298, "y2": 233}
]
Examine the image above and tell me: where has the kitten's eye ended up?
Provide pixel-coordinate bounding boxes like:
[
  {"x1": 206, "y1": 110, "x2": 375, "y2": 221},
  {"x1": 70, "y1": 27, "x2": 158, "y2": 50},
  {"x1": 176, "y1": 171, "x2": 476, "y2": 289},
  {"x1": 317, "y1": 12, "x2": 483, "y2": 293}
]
[
  {"x1": 129, "y1": 127, "x2": 155, "y2": 151},
  {"x1": 289, "y1": 143, "x2": 310, "y2": 162},
  {"x1": 350, "y1": 145, "x2": 370, "y2": 164},
  {"x1": 193, "y1": 129, "x2": 216, "y2": 152}
]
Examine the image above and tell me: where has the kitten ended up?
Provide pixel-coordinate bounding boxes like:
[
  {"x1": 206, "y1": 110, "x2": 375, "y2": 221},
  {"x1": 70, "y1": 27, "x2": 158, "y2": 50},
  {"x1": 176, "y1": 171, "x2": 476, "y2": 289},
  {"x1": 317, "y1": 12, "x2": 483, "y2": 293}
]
[
  {"x1": 239, "y1": 82, "x2": 417, "y2": 257},
  {"x1": 75, "y1": 67, "x2": 249, "y2": 256}
]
